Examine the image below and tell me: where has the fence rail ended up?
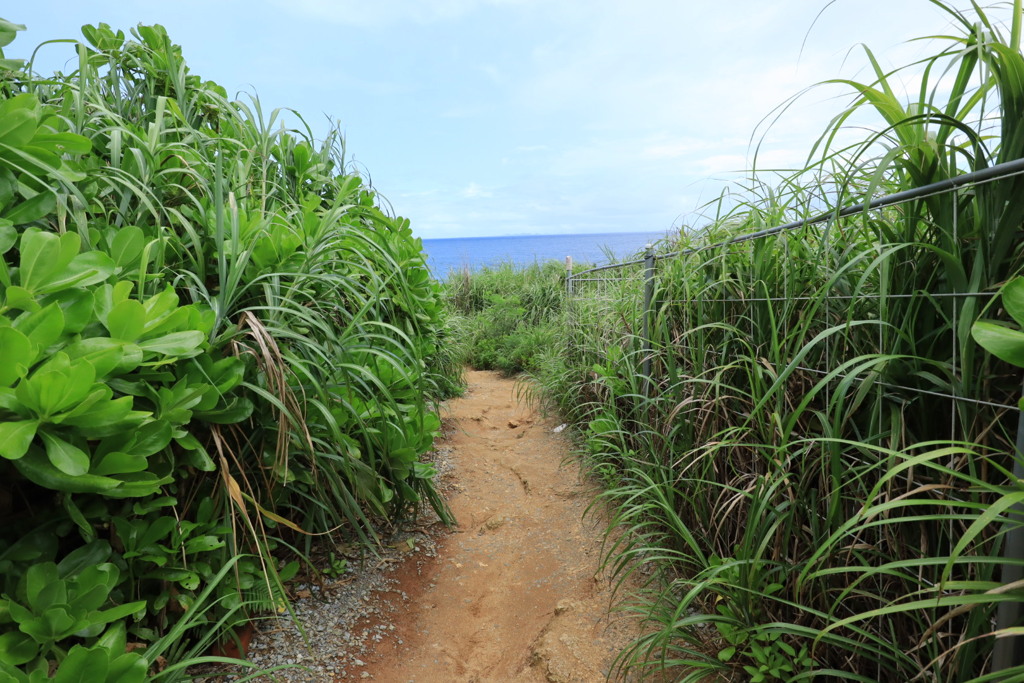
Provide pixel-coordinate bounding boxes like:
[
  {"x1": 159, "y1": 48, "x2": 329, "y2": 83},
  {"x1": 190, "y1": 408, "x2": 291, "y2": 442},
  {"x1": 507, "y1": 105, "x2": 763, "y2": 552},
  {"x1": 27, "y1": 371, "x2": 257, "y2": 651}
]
[{"x1": 565, "y1": 157, "x2": 1024, "y2": 673}]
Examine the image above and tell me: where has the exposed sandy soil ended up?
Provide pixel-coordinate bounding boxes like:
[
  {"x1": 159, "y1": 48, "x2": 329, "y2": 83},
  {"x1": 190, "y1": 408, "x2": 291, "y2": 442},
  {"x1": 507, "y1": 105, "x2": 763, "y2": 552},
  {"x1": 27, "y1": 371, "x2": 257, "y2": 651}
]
[{"x1": 359, "y1": 370, "x2": 640, "y2": 682}]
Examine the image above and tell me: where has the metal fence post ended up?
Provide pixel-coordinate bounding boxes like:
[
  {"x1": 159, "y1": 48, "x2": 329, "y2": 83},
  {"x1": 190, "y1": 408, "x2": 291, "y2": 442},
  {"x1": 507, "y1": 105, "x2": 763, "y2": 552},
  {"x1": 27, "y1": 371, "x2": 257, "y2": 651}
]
[
  {"x1": 565, "y1": 255, "x2": 573, "y2": 297},
  {"x1": 993, "y1": 386, "x2": 1024, "y2": 672},
  {"x1": 642, "y1": 244, "x2": 654, "y2": 395}
]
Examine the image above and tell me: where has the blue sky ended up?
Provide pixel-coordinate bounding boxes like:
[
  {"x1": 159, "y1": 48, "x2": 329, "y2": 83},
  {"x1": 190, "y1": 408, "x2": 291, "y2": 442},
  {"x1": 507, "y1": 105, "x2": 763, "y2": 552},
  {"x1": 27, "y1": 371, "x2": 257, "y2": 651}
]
[{"x1": 7, "y1": 1, "x2": 1011, "y2": 239}]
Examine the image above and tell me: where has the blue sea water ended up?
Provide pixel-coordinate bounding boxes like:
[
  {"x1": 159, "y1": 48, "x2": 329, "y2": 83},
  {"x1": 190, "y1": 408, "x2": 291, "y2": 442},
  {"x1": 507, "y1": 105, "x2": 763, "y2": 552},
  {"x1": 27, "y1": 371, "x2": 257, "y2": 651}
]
[{"x1": 420, "y1": 231, "x2": 671, "y2": 279}]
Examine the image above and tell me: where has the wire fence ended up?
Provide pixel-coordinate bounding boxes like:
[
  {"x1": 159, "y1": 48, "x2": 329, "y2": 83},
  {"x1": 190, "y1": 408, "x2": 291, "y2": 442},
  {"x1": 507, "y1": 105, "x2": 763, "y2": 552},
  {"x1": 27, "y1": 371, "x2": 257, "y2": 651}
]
[{"x1": 565, "y1": 157, "x2": 1024, "y2": 671}]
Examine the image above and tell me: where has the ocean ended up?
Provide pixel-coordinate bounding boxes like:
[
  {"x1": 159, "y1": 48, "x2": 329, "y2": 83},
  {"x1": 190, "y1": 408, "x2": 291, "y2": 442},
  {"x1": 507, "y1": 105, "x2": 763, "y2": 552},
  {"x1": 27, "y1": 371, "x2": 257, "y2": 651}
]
[{"x1": 420, "y1": 231, "x2": 671, "y2": 279}]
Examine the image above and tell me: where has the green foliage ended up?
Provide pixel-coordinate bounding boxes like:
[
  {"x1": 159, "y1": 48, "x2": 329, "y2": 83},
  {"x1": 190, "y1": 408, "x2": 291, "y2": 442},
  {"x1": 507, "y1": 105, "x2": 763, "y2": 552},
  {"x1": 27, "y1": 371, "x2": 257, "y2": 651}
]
[
  {"x1": 0, "y1": 623, "x2": 148, "y2": 683},
  {"x1": 974, "y1": 278, "x2": 1024, "y2": 378},
  {"x1": 0, "y1": 17, "x2": 458, "y2": 679},
  {"x1": 0, "y1": 543, "x2": 144, "y2": 666},
  {"x1": 537, "y1": 2, "x2": 1024, "y2": 681},
  {"x1": 444, "y1": 260, "x2": 573, "y2": 376}
]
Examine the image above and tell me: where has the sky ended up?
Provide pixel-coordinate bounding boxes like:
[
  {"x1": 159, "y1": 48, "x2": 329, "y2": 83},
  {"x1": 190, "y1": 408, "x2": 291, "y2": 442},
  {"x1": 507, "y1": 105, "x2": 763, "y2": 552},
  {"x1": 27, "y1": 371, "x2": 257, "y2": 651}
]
[{"x1": 6, "y1": 1, "x2": 1015, "y2": 239}]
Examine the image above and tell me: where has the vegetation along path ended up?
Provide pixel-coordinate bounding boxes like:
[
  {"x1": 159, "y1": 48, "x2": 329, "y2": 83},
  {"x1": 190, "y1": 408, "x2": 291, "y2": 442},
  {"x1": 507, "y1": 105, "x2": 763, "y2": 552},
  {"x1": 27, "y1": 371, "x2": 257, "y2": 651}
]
[{"x1": 361, "y1": 370, "x2": 637, "y2": 682}]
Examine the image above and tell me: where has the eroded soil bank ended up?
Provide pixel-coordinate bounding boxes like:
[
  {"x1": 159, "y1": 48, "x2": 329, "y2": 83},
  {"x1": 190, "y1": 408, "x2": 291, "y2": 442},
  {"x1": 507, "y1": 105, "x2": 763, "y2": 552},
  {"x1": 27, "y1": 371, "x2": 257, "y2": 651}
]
[{"x1": 360, "y1": 369, "x2": 638, "y2": 682}]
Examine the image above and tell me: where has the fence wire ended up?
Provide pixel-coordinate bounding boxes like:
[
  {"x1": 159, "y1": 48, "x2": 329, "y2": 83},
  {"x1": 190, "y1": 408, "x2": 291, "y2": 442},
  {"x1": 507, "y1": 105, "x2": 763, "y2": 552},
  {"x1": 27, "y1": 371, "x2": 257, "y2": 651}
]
[
  {"x1": 566, "y1": 160, "x2": 1024, "y2": 669},
  {"x1": 567, "y1": 257, "x2": 648, "y2": 358},
  {"x1": 568, "y1": 163, "x2": 1024, "y2": 418}
]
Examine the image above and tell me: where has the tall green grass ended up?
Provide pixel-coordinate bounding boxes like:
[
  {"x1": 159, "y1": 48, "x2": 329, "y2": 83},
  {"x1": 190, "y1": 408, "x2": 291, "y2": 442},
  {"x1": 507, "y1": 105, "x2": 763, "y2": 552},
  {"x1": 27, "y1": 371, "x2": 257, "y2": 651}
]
[
  {"x1": 445, "y1": 260, "x2": 572, "y2": 376},
  {"x1": 549, "y1": 2, "x2": 1024, "y2": 680}
]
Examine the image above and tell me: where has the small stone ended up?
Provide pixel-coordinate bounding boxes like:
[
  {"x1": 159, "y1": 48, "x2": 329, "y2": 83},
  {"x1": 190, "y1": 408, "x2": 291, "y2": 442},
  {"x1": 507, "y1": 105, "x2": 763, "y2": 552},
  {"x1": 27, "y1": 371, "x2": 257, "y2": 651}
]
[{"x1": 554, "y1": 598, "x2": 578, "y2": 615}]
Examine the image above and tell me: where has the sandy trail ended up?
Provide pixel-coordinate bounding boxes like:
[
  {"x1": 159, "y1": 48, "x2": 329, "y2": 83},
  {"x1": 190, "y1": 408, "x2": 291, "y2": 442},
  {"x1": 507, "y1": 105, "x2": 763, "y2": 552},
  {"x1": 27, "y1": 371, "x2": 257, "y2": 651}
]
[{"x1": 360, "y1": 370, "x2": 637, "y2": 682}]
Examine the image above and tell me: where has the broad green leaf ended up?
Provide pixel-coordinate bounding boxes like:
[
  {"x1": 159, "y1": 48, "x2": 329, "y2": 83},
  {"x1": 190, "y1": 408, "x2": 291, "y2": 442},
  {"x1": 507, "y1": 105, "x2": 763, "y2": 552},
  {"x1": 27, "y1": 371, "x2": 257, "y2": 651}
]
[
  {"x1": 63, "y1": 338, "x2": 125, "y2": 378},
  {"x1": 142, "y1": 306, "x2": 188, "y2": 338},
  {"x1": 0, "y1": 532, "x2": 56, "y2": 562},
  {"x1": 86, "y1": 24, "x2": 127, "y2": 51},
  {"x1": 4, "y1": 285, "x2": 38, "y2": 312},
  {"x1": 12, "y1": 449, "x2": 120, "y2": 494},
  {"x1": 62, "y1": 493, "x2": 93, "y2": 540},
  {"x1": 971, "y1": 321, "x2": 1024, "y2": 368},
  {"x1": 30, "y1": 133, "x2": 93, "y2": 156},
  {"x1": 0, "y1": 107, "x2": 36, "y2": 148},
  {"x1": 37, "y1": 251, "x2": 115, "y2": 294},
  {"x1": 10, "y1": 144, "x2": 61, "y2": 172},
  {"x1": 130, "y1": 420, "x2": 173, "y2": 457},
  {"x1": 105, "y1": 299, "x2": 145, "y2": 341},
  {"x1": 156, "y1": 380, "x2": 206, "y2": 423},
  {"x1": 0, "y1": 631, "x2": 37, "y2": 666},
  {"x1": 195, "y1": 396, "x2": 253, "y2": 424},
  {"x1": 107, "y1": 645, "x2": 148, "y2": 680},
  {"x1": 0, "y1": 92, "x2": 37, "y2": 117},
  {"x1": 189, "y1": 355, "x2": 246, "y2": 397},
  {"x1": 115, "y1": 343, "x2": 144, "y2": 374},
  {"x1": 18, "y1": 229, "x2": 61, "y2": 292},
  {"x1": 1003, "y1": 277, "x2": 1024, "y2": 327},
  {"x1": 109, "y1": 226, "x2": 144, "y2": 267},
  {"x1": 0, "y1": 172, "x2": 13, "y2": 216},
  {"x1": 19, "y1": 353, "x2": 96, "y2": 415},
  {"x1": 51, "y1": 386, "x2": 107, "y2": 420},
  {"x1": 24, "y1": 561, "x2": 60, "y2": 606},
  {"x1": 91, "y1": 602, "x2": 148, "y2": 629},
  {"x1": 0, "y1": 420, "x2": 37, "y2": 459},
  {"x1": 184, "y1": 535, "x2": 225, "y2": 553},
  {"x1": 72, "y1": 564, "x2": 119, "y2": 612},
  {"x1": 53, "y1": 289, "x2": 95, "y2": 334},
  {"x1": 57, "y1": 540, "x2": 112, "y2": 577},
  {"x1": 95, "y1": 619, "x2": 127, "y2": 653},
  {"x1": 0, "y1": 29, "x2": 20, "y2": 50},
  {"x1": 177, "y1": 571, "x2": 200, "y2": 591},
  {"x1": 39, "y1": 431, "x2": 90, "y2": 476},
  {"x1": 131, "y1": 495, "x2": 177, "y2": 515},
  {"x1": 0, "y1": 223, "x2": 15, "y2": 253},
  {"x1": 92, "y1": 450, "x2": 147, "y2": 476},
  {"x1": 0, "y1": 327, "x2": 33, "y2": 386},
  {"x1": 4, "y1": 191, "x2": 55, "y2": 226},
  {"x1": 137, "y1": 330, "x2": 205, "y2": 356},
  {"x1": 178, "y1": 441, "x2": 215, "y2": 471},
  {"x1": 61, "y1": 399, "x2": 145, "y2": 435},
  {"x1": 18, "y1": 230, "x2": 79, "y2": 293},
  {"x1": 53, "y1": 645, "x2": 108, "y2": 683},
  {"x1": 92, "y1": 281, "x2": 134, "y2": 323},
  {"x1": 14, "y1": 303, "x2": 64, "y2": 351}
]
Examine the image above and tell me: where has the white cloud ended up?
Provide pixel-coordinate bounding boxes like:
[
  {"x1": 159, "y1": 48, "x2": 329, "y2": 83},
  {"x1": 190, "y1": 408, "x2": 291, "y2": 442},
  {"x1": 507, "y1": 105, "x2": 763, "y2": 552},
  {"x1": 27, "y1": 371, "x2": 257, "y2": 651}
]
[
  {"x1": 269, "y1": 0, "x2": 1013, "y2": 239},
  {"x1": 461, "y1": 182, "x2": 493, "y2": 198}
]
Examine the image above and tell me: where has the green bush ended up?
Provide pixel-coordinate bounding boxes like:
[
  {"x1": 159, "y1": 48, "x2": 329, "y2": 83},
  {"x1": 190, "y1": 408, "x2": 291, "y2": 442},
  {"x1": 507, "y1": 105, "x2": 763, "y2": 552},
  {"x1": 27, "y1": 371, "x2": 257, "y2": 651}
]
[
  {"x1": 0, "y1": 19, "x2": 457, "y2": 679},
  {"x1": 445, "y1": 260, "x2": 572, "y2": 375}
]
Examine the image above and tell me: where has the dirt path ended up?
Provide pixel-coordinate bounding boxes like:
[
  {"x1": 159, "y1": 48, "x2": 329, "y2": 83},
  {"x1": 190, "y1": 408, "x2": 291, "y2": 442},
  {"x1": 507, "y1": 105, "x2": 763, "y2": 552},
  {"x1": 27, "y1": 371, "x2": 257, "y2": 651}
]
[{"x1": 360, "y1": 370, "x2": 638, "y2": 682}]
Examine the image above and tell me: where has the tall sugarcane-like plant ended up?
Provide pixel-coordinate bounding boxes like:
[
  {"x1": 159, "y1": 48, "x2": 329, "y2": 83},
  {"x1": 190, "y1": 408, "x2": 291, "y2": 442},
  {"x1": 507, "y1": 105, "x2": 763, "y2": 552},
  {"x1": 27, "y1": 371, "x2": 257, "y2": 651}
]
[{"x1": 548, "y1": 2, "x2": 1024, "y2": 680}]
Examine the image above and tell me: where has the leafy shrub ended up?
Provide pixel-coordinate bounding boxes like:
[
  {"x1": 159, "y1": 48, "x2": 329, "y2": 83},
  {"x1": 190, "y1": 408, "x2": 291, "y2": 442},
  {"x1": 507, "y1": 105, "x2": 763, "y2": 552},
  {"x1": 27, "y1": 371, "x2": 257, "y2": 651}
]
[
  {"x1": 446, "y1": 260, "x2": 571, "y2": 375},
  {"x1": 0, "y1": 18, "x2": 457, "y2": 678}
]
